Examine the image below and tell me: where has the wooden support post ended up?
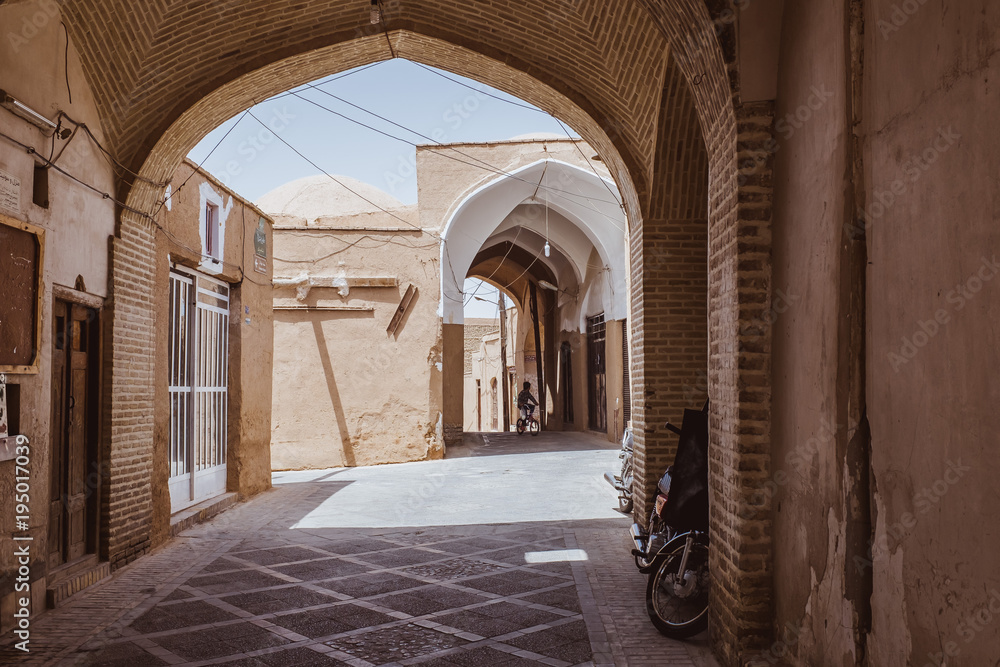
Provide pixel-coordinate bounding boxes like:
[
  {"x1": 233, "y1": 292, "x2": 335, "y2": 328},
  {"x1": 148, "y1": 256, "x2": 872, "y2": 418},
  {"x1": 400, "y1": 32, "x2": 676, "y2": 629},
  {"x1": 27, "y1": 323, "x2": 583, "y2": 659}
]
[
  {"x1": 529, "y1": 282, "x2": 545, "y2": 429},
  {"x1": 499, "y1": 293, "x2": 510, "y2": 431}
]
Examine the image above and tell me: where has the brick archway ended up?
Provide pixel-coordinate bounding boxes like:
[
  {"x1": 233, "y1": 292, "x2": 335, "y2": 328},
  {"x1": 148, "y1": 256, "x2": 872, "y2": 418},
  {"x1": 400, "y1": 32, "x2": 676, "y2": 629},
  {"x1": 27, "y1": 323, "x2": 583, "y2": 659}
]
[{"x1": 57, "y1": 2, "x2": 772, "y2": 663}]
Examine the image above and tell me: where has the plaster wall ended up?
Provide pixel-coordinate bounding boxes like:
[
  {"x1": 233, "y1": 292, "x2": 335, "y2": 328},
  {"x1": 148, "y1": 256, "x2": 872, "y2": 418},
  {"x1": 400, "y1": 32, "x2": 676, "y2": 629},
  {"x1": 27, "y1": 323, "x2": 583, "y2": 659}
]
[
  {"x1": 769, "y1": 1, "x2": 855, "y2": 663},
  {"x1": 864, "y1": 0, "x2": 1000, "y2": 663},
  {"x1": 270, "y1": 206, "x2": 443, "y2": 469},
  {"x1": 463, "y1": 318, "x2": 499, "y2": 432},
  {"x1": 466, "y1": 312, "x2": 518, "y2": 432},
  {"x1": 0, "y1": 3, "x2": 115, "y2": 631},
  {"x1": 769, "y1": 1, "x2": 1000, "y2": 664},
  {"x1": 604, "y1": 320, "x2": 625, "y2": 443}
]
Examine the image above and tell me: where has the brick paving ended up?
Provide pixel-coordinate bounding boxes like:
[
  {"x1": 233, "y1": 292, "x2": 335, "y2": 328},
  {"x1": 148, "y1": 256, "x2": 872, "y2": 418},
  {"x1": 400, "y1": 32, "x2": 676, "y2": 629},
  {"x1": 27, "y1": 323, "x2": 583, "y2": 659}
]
[{"x1": 2, "y1": 435, "x2": 717, "y2": 667}]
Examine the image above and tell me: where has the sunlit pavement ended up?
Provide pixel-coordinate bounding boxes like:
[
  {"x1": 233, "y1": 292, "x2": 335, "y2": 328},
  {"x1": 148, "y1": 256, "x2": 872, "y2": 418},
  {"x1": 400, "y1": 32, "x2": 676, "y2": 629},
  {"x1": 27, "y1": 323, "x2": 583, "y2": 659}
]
[{"x1": 2, "y1": 432, "x2": 717, "y2": 667}]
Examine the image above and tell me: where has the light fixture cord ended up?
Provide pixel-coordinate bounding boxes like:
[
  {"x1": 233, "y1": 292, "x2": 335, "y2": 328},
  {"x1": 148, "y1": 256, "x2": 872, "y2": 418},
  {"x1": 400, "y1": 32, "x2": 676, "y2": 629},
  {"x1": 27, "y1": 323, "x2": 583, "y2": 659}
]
[{"x1": 377, "y1": 0, "x2": 397, "y2": 59}]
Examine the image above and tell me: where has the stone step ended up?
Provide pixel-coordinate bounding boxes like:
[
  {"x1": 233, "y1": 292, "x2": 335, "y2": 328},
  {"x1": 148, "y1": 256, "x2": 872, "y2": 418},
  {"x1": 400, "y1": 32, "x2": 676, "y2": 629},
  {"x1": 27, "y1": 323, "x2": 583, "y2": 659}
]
[
  {"x1": 170, "y1": 491, "x2": 239, "y2": 537},
  {"x1": 46, "y1": 560, "x2": 111, "y2": 609}
]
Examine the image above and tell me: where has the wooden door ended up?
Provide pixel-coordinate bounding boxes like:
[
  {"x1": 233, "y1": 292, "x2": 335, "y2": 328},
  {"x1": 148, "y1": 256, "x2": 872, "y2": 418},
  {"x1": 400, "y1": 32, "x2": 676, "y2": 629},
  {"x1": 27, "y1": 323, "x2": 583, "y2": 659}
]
[
  {"x1": 48, "y1": 301, "x2": 68, "y2": 567},
  {"x1": 587, "y1": 314, "x2": 607, "y2": 433},
  {"x1": 49, "y1": 301, "x2": 97, "y2": 568}
]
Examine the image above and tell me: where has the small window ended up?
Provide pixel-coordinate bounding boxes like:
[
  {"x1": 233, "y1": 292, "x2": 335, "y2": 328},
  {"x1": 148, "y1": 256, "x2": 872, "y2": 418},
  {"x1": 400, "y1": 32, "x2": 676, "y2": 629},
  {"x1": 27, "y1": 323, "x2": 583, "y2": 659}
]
[
  {"x1": 204, "y1": 202, "x2": 220, "y2": 261},
  {"x1": 33, "y1": 164, "x2": 49, "y2": 208}
]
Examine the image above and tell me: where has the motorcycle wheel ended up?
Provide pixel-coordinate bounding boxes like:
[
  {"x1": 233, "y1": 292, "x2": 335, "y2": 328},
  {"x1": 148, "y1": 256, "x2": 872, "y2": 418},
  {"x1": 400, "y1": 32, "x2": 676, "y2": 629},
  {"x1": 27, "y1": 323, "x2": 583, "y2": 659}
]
[
  {"x1": 634, "y1": 510, "x2": 661, "y2": 569},
  {"x1": 645, "y1": 534, "x2": 710, "y2": 639},
  {"x1": 529, "y1": 418, "x2": 540, "y2": 436},
  {"x1": 618, "y1": 459, "x2": 634, "y2": 514}
]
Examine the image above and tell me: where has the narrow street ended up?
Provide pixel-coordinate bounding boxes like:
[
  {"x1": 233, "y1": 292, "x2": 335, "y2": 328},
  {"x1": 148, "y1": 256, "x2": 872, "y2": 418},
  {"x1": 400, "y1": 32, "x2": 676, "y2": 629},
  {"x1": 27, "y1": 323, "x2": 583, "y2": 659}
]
[{"x1": 4, "y1": 433, "x2": 716, "y2": 666}]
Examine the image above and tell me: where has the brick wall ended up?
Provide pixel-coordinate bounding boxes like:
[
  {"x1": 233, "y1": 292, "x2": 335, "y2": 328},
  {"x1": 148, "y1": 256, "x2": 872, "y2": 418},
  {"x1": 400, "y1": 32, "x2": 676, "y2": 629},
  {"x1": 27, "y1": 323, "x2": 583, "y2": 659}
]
[
  {"x1": 102, "y1": 211, "x2": 157, "y2": 570},
  {"x1": 630, "y1": 57, "x2": 710, "y2": 527},
  {"x1": 704, "y1": 102, "x2": 776, "y2": 663},
  {"x1": 464, "y1": 323, "x2": 499, "y2": 374}
]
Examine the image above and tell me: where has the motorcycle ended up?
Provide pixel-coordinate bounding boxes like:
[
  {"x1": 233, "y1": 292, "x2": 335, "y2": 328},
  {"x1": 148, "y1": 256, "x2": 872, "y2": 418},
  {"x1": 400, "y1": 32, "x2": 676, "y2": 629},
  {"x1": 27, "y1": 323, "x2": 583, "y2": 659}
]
[
  {"x1": 604, "y1": 425, "x2": 634, "y2": 513},
  {"x1": 628, "y1": 401, "x2": 710, "y2": 639}
]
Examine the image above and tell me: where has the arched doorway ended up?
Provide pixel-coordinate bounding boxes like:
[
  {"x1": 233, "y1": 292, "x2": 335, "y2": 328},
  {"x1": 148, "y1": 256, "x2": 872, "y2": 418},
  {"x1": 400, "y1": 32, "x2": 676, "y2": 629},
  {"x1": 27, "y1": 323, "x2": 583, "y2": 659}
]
[{"x1": 46, "y1": 3, "x2": 771, "y2": 660}]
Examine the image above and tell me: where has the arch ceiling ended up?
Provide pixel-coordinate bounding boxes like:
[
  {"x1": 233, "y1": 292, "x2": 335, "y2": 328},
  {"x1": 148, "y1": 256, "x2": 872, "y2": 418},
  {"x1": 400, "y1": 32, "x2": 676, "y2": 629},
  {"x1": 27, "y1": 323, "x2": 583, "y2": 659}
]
[
  {"x1": 50, "y1": 0, "x2": 731, "y2": 222},
  {"x1": 441, "y1": 160, "x2": 627, "y2": 324}
]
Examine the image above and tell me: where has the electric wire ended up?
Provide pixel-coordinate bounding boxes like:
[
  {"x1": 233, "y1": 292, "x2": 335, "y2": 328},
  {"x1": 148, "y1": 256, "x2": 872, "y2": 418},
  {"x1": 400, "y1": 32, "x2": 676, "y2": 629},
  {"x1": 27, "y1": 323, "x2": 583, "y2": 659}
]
[
  {"x1": 56, "y1": 111, "x2": 168, "y2": 188},
  {"x1": 61, "y1": 22, "x2": 73, "y2": 104},
  {"x1": 289, "y1": 90, "x2": 624, "y2": 215},
  {"x1": 266, "y1": 62, "x2": 385, "y2": 102},
  {"x1": 50, "y1": 124, "x2": 78, "y2": 165},
  {"x1": 411, "y1": 63, "x2": 542, "y2": 112},
  {"x1": 413, "y1": 60, "x2": 626, "y2": 212},
  {"x1": 152, "y1": 110, "x2": 251, "y2": 218},
  {"x1": 463, "y1": 162, "x2": 549, "y2": 307},
  {"x1": 553, "y1": 117, "x2": 624, "y2": 207},
  {"x1": 0, "y1": 129, "x2": 151, "y2": 220},
  {"x1": 0, "y1": 129, "x2": 269, "y2": 285},
  {"x1": 272, "y1": 233, "x2": 438, "y2": 264},
  {"x1": 154, "y1": 63, "x2": 385, "y2": 219},
  {"x1": 297, "y1": 83, "x2": 617, "y2": 211},
  {"x1": 246, "y1": 109, "x2": 431, "y2": 237},
  {"x1": 375, "y1": 0, "x2": 397, "y2": 59}
]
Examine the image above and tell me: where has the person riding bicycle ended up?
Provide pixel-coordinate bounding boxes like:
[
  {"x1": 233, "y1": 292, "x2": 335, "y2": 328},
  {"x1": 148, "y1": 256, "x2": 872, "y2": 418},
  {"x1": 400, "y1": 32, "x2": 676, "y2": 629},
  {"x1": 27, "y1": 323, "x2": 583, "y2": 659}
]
[{"x1": 517, "y1": 381, "x2": 538, "y2": 422}]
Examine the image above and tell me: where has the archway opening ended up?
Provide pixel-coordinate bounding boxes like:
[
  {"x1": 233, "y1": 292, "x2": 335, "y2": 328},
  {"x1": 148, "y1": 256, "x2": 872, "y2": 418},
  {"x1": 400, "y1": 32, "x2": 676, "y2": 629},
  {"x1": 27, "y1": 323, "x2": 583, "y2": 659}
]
[{"x1": 81, "y1": 13, "x2": 755, "y2": 664}]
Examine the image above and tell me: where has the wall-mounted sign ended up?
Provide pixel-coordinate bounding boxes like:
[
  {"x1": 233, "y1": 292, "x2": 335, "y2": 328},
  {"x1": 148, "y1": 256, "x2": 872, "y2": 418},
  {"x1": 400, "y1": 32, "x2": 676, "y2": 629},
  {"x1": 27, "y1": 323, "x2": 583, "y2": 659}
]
[
  {"x1": 0, "y1": 169, "x2": 20, "y2": 213},
  {"x1": 0, "y1": 216, "x2": 44, "y2": 373},
  {"x1": 254, "y1": 217, "x2": 267, "y2": 274}
]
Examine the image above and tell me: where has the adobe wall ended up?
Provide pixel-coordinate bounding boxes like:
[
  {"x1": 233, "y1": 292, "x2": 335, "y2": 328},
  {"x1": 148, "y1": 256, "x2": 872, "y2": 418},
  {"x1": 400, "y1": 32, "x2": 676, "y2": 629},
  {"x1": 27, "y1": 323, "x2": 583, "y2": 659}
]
[
  {"x1": 151, "y1": 161, "x2": 273, "y2": 542},
  {"x1": 270, "y1": 208, "x2": 444, "y2": 469},
  {"x1": 0, "y1": 2, "x2": 116, "y2": 631}
]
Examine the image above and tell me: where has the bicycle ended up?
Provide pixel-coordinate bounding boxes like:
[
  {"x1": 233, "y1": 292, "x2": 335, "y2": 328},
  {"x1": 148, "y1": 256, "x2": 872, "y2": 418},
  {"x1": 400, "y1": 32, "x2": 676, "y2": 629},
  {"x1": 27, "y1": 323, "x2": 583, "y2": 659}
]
[{"x1": 516, "y1": 404, "x2": 541, "y2": 436}]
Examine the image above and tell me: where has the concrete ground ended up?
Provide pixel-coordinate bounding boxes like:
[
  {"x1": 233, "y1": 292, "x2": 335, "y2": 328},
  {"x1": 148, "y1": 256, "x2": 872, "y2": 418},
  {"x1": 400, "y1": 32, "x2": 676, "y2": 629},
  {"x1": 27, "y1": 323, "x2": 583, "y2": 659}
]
[{"x1": 2, "y1": 431, "x2": 718, "y2": 667}]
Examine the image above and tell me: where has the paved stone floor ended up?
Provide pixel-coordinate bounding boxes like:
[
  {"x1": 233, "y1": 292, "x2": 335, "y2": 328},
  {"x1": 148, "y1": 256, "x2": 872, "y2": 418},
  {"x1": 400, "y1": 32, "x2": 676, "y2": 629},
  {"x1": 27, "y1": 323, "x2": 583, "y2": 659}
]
[{"x1": 2, "y1": 432, "x2": 717, "y2": 667}]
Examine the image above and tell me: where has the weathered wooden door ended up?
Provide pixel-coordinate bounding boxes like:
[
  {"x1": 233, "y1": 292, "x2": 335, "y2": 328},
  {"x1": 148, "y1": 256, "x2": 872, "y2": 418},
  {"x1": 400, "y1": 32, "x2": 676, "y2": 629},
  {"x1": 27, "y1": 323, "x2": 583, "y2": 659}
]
[
  {"x1": 587, "y1": 314, "x2": 607, "y2": 433},
  {"x1": 49, "y1": 301, "x2": 98, "y2": 568}
]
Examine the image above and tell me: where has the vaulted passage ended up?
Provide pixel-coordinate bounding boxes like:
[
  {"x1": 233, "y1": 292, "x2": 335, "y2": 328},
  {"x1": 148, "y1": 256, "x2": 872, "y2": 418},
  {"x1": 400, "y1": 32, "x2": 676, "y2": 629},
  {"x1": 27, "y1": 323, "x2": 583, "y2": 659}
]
[
  {"x1": 10, "y1": 1, "x2": 997, "y2": 665},
  {"x1": 1, "y1": 1, "x2": 766, "y2": 662}
]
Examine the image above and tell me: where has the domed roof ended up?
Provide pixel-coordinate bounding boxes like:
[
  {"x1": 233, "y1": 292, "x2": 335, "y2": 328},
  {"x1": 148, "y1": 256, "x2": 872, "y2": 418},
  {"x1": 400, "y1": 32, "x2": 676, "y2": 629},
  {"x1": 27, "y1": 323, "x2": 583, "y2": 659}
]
[{"x1": 256, "y1": 174, "x2": 408, "y2": 225}]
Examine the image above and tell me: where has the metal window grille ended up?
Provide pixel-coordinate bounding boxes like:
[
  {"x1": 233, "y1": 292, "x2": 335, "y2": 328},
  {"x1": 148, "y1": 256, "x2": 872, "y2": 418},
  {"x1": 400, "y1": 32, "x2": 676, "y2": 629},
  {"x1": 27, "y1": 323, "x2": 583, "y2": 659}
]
[{"x1": 168, "y1": 269, "x2": 229, "y2": 513}]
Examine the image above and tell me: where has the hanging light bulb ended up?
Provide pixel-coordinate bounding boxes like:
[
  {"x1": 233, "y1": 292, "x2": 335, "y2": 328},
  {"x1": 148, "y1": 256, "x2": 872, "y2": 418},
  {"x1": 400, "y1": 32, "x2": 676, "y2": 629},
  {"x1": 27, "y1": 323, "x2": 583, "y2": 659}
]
[
  {"x1": 370, "y1": 0, "x2": 381, "y2": 24},
  {"x1": 543, "y1": 187, "x2": 550, "y2": 258}
]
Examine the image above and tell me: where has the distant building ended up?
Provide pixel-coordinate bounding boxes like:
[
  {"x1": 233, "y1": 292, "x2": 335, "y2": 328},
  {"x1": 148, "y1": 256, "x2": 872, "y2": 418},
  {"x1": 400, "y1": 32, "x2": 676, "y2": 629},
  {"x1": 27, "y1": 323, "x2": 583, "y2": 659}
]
[{"x1": 261, "y1": 137, "x2": 629, "y2": 469}]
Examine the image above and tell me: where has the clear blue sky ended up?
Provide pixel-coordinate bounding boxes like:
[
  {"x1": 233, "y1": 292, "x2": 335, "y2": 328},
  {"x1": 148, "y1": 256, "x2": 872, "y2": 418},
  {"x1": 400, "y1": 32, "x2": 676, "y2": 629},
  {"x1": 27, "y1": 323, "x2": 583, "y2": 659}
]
[
  {"x1": 188, "y1": 59, "x2": 576, "y2": 206},
  {"x1": 188, "y1": 59, "x2": 571, "y2": 319}
]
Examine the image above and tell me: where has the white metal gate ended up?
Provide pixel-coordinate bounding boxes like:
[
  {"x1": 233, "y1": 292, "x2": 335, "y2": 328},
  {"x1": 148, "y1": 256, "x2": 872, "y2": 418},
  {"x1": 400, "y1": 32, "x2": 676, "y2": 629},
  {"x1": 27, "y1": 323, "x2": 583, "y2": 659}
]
[{"x1": 168, "y1": 269, "x2": 230, "y2": 513}]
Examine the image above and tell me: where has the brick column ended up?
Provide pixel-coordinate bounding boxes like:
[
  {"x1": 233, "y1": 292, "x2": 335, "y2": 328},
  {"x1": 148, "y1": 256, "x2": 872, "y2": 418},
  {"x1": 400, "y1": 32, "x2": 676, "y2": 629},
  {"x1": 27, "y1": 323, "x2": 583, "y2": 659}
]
[
  {"x1": 706, "y1": 101, "x2": 776, "y2": 663},
  {"x1": 629, "y1": 216, "x2": 709, "y2": 524},
  {"x1": 630, "y1": 59, "x2": 710, "y2": 526},
  {"x1": 102, "y1": 211, "x2": 157, "y2": 569}
]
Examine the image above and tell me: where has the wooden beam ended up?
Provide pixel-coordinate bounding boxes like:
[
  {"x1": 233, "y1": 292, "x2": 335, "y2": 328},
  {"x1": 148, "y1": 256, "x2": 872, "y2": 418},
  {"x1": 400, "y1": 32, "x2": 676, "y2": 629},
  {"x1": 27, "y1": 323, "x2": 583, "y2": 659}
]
[
  {"x1": 273, "y1": 276, "x2": 398, "y2": 288},
  {"x1": 386, "y1": 284, "x2": 417, "y2": 336},
  {"x1": 273, "y1": 305, "x2": 374, "y2": 312}
]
